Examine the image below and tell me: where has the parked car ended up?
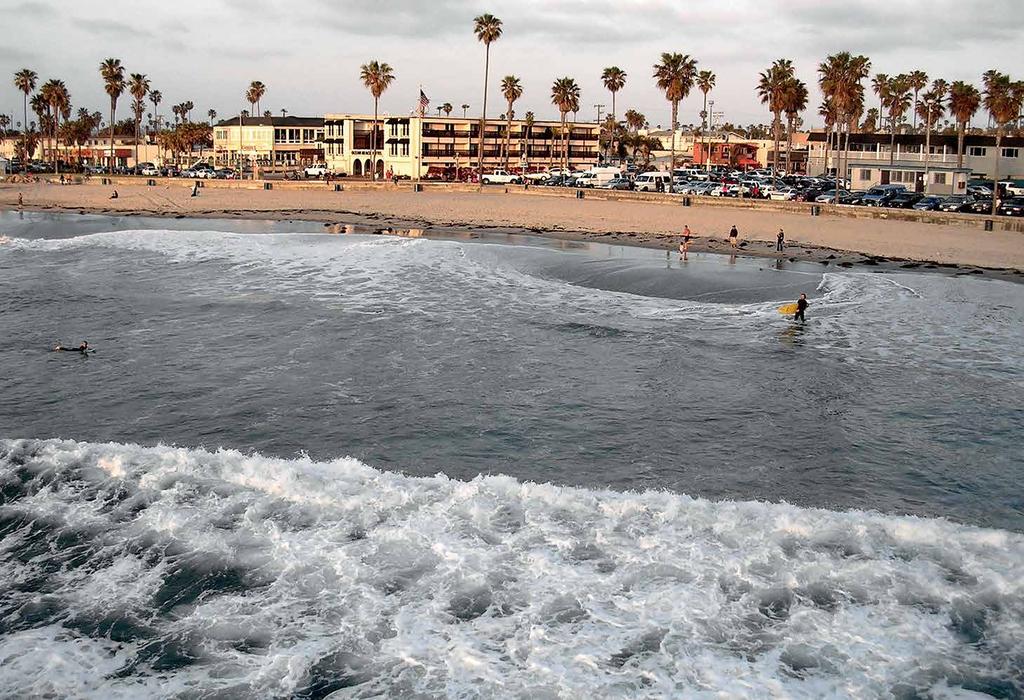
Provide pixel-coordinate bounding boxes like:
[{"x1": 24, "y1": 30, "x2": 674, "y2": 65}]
[
  {"x1": 768, "y1": 187, "x2": 798, "y2": 201},
  {"x1": 160, "y1": 165, "x2": 180, "y2": 177},
  {"x1": 889, "y1": 192, "x2": 924, "y2": 208},
  {"x1": 634, "y1": 171, "x2": 671, "y2": 192},
  {"x1": 912, "y1": 196, "x2": 946, "y2": 211},
  {"x1": 997, "y1": 197, "x2": 1024, "y2": 216},
  {"x1": 139, "y1": 163, "x2": 160, "y2": 176},
  {"x1": 603, "y1": 177, "x2": 633, "y2": 190},
  {"x1": 481, "y1": 169, "x2": 523, "y2": 185},
  {"x1": 304, "y1": 164, "x2": 331, "y2": 178},
  {"x1": 937, "y1": 195, "x2": 974, "y2": 213},
  {"x1": 214, "y1": 168, "x2": 237, "y2": 179},
  {"x1": 965, "y1": 197, "x2": 994, "y2": 214},
  {"x1": 861, "y1": 184, "x2": 907, "y2": 207},
  {"x1": 839, "y1": 190, "x2": 867, "y2": 205},
  {"x1": 815, "y1": 190, "x2": 849, "y2": 203}
]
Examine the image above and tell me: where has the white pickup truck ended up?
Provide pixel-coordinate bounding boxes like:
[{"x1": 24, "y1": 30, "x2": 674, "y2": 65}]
[
  {"x1": 304, "y1": 164, "x2": 331, "y2": 178},
  {"x1": 481, "y1": 169, "x2": 523, "y2": 185}
]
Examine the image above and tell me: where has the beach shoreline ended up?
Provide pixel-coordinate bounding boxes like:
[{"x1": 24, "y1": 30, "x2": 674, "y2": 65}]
[{"x1": 2, "y1": 181, "x2": 1022, "y2": 281}]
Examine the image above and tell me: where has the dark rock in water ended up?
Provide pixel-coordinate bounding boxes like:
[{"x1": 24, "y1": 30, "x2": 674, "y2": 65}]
[
  {"x1": 757, "y1": 587, "x2": 794, "y2": 620},
  {"x1": 738, "y1": 241, "x2": 748, "y2": 248},
  {"x1": 838, "y1": 261, "x2": 853, "y2": 268},
  {"x1": 298, "y1": 650, "x2": 377, "y2": 697},
  {"x1": 861, "y1": 258, "x2": 879, "y2": 266},
  {"x1": 448, "y1": 586, "x2": 494, "y2": 621},
  {"x1": 820, "y1": 260, "x2": 829, "y2": 265},
  {"x1": 900, "y1": 262, "x2": 921, "y2": 268},
  {"x1": 609, "y1": 628, "x2": 668, "y2": 667},
  {"x1": 788, "y1": 257, "x2": 796, "y2": 262},
  {"x1": 826, "y1": 254, "x2": 835, "y2": 259}
]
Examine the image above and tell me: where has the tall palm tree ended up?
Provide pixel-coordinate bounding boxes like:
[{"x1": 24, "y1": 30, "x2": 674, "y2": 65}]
[
  {"x1": 625, "y1": 109, "x2": 646, "y2": 134},
  {"x1": 247, "y1": 81, "x2": 266, "y2": 115},
  {"x1": 916, "y1": 79, "x2": 948, "y2": 193},
  {"x1": 360, "y1": 60, "x2": 395, "y2": 180},
  {"x1": 653, "y1": 52, "x2": 698, "y2": 172},
  {"x1": 949, "y1": 81, "x2": 981, "y2": 168},
  {"x1": 500, "y1": 75, "x2": 522, "y2": 171},
  {"x1": 883, "y1": 75, "x2": 912, "y2": 164},
  {"x1": 757, "y1": 59, "x2": 794, "y2": 174},
  {"x1": 128, "y1": 73, "x2": 149, "y2": 168},
  {"x1": 818, "y1": 97, "x2": 838, "y2": 180},
  {"x1": 99, "y1": 58, "x2": 125, "y2": 173},
  {"x1": 184, "y1": 101, "x2": 194, "y2": 122},
  {"x1": 461, "y1": 103, "x2": 469, "y2": 118},
  {"x1": 13, "y1": 68, "x2": 38, "y2": 170},
  {"x1": 695, "y1": 70, "x2": 715, "y2": 170},
  {"x1": 907, "y1": 70, "x2": 928, "y2": 131},
  {"x1": 523, "y1": 110, "x2": 534, "y2": 169},
  {"x1": 871, "y1": 73, "x2": 889, "y2": 130},
  {"x1": 473, "y1": 13, "x2": 502, "y2": 179},
  {"x1": 551, "y1": 77, "x2": 580, "y2": 172},
  {"x1": 783, "y1": 77, "x2": 808, "y2": 173},
  {"x1": 819, "y1": 52, "x2": 870, "y2": 199},
  {"x1": 149, "y1": 89, "x2": 162, "y2": 132},
  {"x1": 983, "y1": 72, "x2": 1024, "y2": 214},
  {"x1": 442, "y1": 102, "x2": 453, "y2": 117},
  {"x1": 601, "y1": 66, "x2": 627, "y2": 161},
  {"x1": 41, "y1": 79, "x2": 70, "y2": 172},
  {"x1": 208, "y1": 108, "x2": 217, "y2": 124}
]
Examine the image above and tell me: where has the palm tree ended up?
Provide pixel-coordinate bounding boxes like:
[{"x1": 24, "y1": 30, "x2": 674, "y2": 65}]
[
  {"x1": 883, "y1": 75, "x2": 912, "y2": 164},
  {"x1": 99, "y1": 58, "x2": 125, "y2": 173},
  {"x1": 695, "y1": 70, "x2": 715, "y2": 170},
  {"x1": 625, "y1": 109, "x2": 646, "y2": 133},
  {"x1": 653, "y1": 52, "x2": 698, "y2": 172},
  {"x1": 907, "y1": 70, "x2": 928, "y2": 131},
  {"x1": 551, "y1": 77, "x2": 580, "y2": 172},
  {"x1": 783, "y1": 77, "x2": 808, "y2": 173},
  {"x1": 819, "y1": 52, "x2": 870, "y2": 199},
  {"x1": 128, "y1": 73, "x2": 149, "y2": 168},
  {"x1": 473, "y1": 13, "x2": 502, "y2": 180},
  {"x1": 149, "y1": 89, "x2": 162, "y2": 132},
  {"x1": 500, "y1": 75, "x2": 522, "y2": 171},
  {"x1": 983, "y1": 72, "x2": 1024, "y2": 214},
  {"x1": 442, "y1": 102, "x2": 453, "y2": 117},
  {"x1": 601, "y1": 66, "x2": 627, "y2": 162},
  {"x1": 949, "y1": 81, "x2": 981, "y2": 168},
  {"x1": 248, "y1": 81, "x2": 266, "y2": 115},
  {"x1": 263, "y1": 110, "x2": 272, "y2": 119},
  {"x1": 523, "y1": 110, "x2": 534, "y2": 169},
  {"x1": 871, "y1": 73, "x2": 889, "y2": 130},
  {"x1": 461, "y1": 103, "x2": 469, "y2": 118},
  {"x1": 360, "y1": 60, "x2": 395, "y2": 181},
  {"x1": 208, "y1": 108, "x2": 217, "y2": 124},
  {"x1": 13, "y1": 68, "x2": 37, "y2": 171},
  {"x1": 757, "y1": 59, "x2": 794, "y2": 174},
  {"x1": 916, "y1": 82, "x2": 945, "y2": 194},
  {"x1": 41, "y1": 79, "x2": 71, "y2": 172}
]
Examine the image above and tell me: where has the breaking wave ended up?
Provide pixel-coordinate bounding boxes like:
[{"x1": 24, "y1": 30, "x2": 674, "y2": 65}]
[{"x1": 2, "y1": 438, "x2": 1022, "y2": 698}]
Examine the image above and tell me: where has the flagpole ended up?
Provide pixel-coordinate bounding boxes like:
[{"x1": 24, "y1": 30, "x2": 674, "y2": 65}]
[{"x1": 416, "y1": 84, "x2": 422, "y2": 183}]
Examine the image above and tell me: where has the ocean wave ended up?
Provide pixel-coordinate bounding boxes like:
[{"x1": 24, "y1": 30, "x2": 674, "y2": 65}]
[{"x1": 1, "y1": 438, "x2": 1022, "y2": 698}]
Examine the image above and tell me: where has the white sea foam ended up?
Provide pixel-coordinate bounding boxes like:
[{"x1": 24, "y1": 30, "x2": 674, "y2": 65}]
[{"x1": 1, "y1": 438, "x2": 1022, "y2": 698}]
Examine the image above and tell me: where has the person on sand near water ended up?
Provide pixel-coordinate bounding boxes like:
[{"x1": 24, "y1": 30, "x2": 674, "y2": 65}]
[
  {"x1": 729, "y1": 225, "x2": 739, "y2": 249},
  {"x1": 794, "y1": 293, "x2": 808, "y2": 323},
  {"x1": 110, "y1": 189, "x2": 118, "y2": 199},
  {"x1": 776, "y1": 228, "x2": 785, "y2": 252},
  {"x1": 191, "y1": 181, "x2": 199, "y2": 197},
  {"x1": 18, "y1": 192, "x2": 23, "y2": 208},
  {"x1": 54, "y1": 340, "x2": 89, "y2": 353},
  {"x1": 680, "y1": 225, "x2": 692, "y2": 256}
]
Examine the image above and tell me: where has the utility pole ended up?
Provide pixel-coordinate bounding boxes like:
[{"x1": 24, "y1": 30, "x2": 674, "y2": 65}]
[
  {"x1": 708, "y1": 103, "x2": 725, "y2": 174},
  {"x1": 594, "y1": 104, "x2": 605, "y2": 124}
]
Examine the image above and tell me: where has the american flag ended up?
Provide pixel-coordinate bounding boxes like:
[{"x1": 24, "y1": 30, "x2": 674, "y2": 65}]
[{"x1": 418, "y1": 89, "x2": 429, "y2": 117}]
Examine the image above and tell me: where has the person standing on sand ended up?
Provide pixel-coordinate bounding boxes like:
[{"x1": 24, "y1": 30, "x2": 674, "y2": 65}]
[
  {"x1": 191, "y1": 181, "x2": 199, "y2": 197},
  {"x1": 729, "y1": 225, "x2": 739, "y2": 249},
  {"x1": 776, "y1": 228, "x2": 785, "y2": 252},
  {"x1": 795, "y1": 293, "x2": 808, "y2": 323},
  {"x1": 680, "y1": 225, "x2": 692, "y2": 256},
  {"x1": 18, "y1": 192, "x2": 23, "y2": 208}
]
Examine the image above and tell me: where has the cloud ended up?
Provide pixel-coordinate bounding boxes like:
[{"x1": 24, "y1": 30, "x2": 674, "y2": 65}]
[
  {"x1": 8, "y1": 1, "x2": 55, "y2": 16},
  {"x1": 78, "y1": 18, "x2": 153, "y2": 39}
]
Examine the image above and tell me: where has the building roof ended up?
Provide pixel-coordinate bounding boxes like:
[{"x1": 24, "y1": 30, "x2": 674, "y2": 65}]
[
  {"x1": 807, "y1": 131, "x2": 1024, "y2": 148},
  {"x1": 213, "y1": 116, "x2": 324, "y2": 128}
]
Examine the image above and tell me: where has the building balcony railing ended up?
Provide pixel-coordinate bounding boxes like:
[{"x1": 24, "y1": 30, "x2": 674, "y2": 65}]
[{"x1": 808, "y1": 150, "x2": 962, "y2": 165}]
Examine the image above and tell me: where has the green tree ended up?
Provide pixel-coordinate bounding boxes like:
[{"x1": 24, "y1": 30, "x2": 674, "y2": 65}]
[
  {"x1": 982, "y1": 72, "x2": 1024, "y2": 214},
  {"x1": 757, "y1": 59, "x2": 794, "y2": 174},
  {"x1": 99, "y1": 58, "x2": 125, "y2": 173},
  {"x1": 500, "y1": 75, "x2": 522, "y2": 171},
  {"x1": 907, "y1": 70, "x2": 928, "y2": 131},
  {"x1": 653, "y1": 52, "x2": 698, "y2": 171},
  {"x1": 473, "y1": 13, "x2": 502, "y2": 179},
  {"x1": 359, "y1": 60, "x2": 395, "y2": 180},
  {"x1": 551, "y1": 77, "x2": 580, "y2": 172},
  {"x1": 13, "y1": 68, "x2": 38, "y2": 170},
  {"x1": 128, "y1": 73, "x2": 150, "y2": 167},
  {"x1": 601, "y1": 66, "x2": 627, "y2": 161},
  {"x1": 948, "y1": 81, "x2": 981, "y2": 169}
]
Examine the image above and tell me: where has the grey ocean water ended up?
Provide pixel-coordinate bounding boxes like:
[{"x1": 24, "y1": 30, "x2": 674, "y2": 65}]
[{"x1": 1, "y1": 212, "x2": 1022, "y2": 698}]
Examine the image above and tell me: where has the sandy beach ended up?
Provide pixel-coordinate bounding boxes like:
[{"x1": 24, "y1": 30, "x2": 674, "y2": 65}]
[{"x1": 2, "y1": 181, "x2": 1022, "y2": 273}]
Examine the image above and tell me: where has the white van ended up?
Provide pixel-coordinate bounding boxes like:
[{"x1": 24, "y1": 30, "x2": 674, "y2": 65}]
[
  {"x1": 634, "y1": 171, "x2": 671, "y2": 192},
  {"x1": 576, "y1": 167, "x2": 621, "y2": 188}
]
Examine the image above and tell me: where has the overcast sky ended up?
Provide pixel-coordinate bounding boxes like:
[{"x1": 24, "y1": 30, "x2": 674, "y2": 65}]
[{"x1": 2, "y1": 0, "x2": 1021, "y2": 129}]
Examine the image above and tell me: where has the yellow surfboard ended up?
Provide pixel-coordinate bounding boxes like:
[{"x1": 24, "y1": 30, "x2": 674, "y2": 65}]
[{"x1": 778, "y1": 303, "x2": 799, "y2": 315}]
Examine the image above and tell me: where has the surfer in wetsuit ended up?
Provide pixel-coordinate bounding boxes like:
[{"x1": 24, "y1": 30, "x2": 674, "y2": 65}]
[
  {"x1": 794, "y1": 293, "x2": 808, "y2": 323},
  {"x1": 54, "y1": 341, "x2": 89, "y2": 353}
]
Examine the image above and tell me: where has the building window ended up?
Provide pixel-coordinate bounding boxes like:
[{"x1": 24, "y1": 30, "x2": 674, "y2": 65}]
[
  {"x1": 859, "y1": 169, "x2": 871, "y2": 180},
  {"x1": 1002, "y1": 148, "x2": 1019, "y2": 158},
  {"x1": 401, "y1": 142, "x2": 409, "y2": 157},
  {"x1": 969, "y1": 146, "x2": 987, "y2": 157},
  {"x1": 933, "y1": 172, "x2": 947, "y2": 184}
]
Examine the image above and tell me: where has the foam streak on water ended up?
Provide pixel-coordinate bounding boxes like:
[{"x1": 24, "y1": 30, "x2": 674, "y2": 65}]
[{"x1": 1, "y1": 438, "x2": 1022, "y2": 698}]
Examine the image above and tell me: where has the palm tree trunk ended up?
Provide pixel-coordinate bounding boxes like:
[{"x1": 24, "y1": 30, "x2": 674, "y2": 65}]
[
  {"x1": 52, "y1": 111, "x2": 59, "y2": 174},
  {"x1": 22, "y1": 94, "x2": 28, "y2": 172},
  {"x1": 772, "y1": 111, "x2": 780, "y2": 174},
  {"x1": 504, "y1": 101, "x2": 512, "y2": 172},
  {"x1": 109, "y1": 98, "x2": 116, "y2": 174},
  {"x1": 478, "y1": 44, "x2": 490, "y2": 184},
  {"x1": 611, "y1": 91, "x2": 617, "y2": 164},
  {"x1": 956, "y1": 122, "x2": 964, "y2": 170},
  {"x1": 785, "y1": 116, "x2": 793, "y2": 175},
  {"x1": 670, "y1": 100, "x2": 677, "y2": 174},
  {"x1": 923, "y1": 115, "x2": 932, "y2": 195},
  {"x1": 991, "y1": 129, "x2": 1002, "y2": 216},
  {"x1": 372, "y1": 97, "x2": 378, "y2": 181},
  {"x1": 134, "y1": 114, "x2": 140, "y2": 170}
]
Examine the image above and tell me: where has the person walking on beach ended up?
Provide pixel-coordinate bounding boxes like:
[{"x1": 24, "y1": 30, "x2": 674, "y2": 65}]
[
  {"x1": 17, "y1": 192, "x2": 23, "y2": 208},
  {"x1": 776, "y1": 228, "x2": 785, "y2": 252},
  {"x1": 680, "y1": 225, "x2": 692, "y2": 256},
  {"x1": 729, "y1": 225, "x2": 739, "y2": 249},
  {"x1": 191, "y1": 181, "x2": 199, "y2": 197},
  {"x1": 794, "y1": 293, "x2": 808, "y2": 323}
]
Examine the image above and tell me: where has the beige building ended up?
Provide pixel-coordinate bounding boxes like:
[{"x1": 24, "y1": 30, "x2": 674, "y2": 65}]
[
  {"x1": 213, "y1": 116, "x2": 324, "y2": 167},
  {"x1": 322, "y1": 114, "x2": 601, "y2": 178}
]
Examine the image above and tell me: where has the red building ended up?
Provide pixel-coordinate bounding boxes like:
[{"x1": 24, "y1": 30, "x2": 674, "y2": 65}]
[{"x1": 693, "y1": 141, "x2": 759, "y2": 169}]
